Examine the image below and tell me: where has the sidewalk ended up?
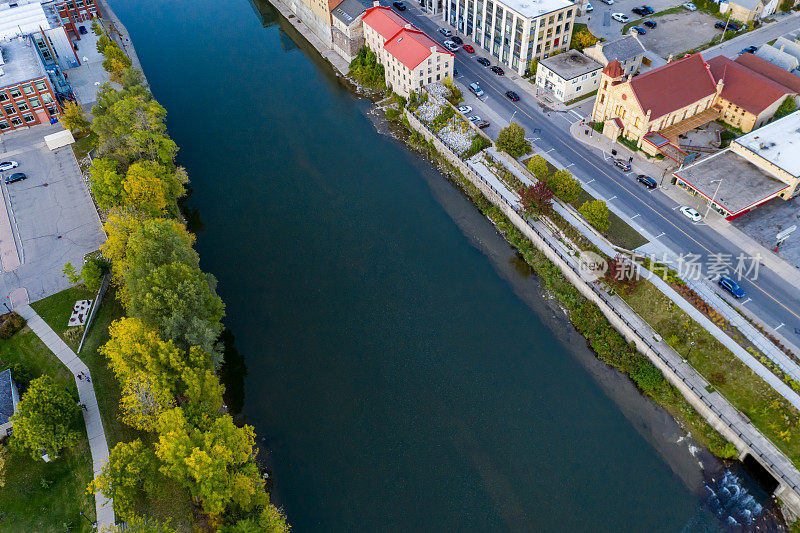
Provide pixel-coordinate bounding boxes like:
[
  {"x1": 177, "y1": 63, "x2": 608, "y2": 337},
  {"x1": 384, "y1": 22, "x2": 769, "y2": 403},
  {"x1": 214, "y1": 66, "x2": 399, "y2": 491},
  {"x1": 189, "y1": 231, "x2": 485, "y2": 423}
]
[{"x1": 16, "y1": 305, "x2": 115, "y2": 530}]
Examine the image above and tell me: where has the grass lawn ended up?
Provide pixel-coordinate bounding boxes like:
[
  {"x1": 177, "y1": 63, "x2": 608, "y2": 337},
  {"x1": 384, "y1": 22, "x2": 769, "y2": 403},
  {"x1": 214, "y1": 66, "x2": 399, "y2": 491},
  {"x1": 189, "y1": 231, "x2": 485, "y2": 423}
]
[
  {"x1": 31, "y1": 285, "x2": 96, "y2": 352},
  {"x1": 623, "y1": 280, "x2": 800, "y2": 465},
  {"x1": 32, "y1": 286, "x2": 196, "y2": 529},
  {"x1": 0, "y1": 328, "x2": 95, "y2": 530},
  {"x1": 71, "y1": 131, "x2": 98, "y2": 170},
  {"x1": 570, "y1": 189, "x2": 648, "y2": 250}
]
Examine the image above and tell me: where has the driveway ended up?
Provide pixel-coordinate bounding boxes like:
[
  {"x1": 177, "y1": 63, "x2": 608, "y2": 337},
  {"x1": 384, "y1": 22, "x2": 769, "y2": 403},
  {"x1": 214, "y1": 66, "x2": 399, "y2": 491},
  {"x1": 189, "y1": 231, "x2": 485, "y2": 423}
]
[
  {"x1": 0, "y1": 124, "x2": 106, "y2": 304},
  {"x1": 633, "y1": 10, "x2": 721, "y2": 58}
]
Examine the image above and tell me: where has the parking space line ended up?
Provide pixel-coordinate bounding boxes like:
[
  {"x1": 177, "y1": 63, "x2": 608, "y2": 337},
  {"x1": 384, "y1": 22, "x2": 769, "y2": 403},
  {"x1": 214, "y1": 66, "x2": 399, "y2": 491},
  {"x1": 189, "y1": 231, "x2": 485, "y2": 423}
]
[
  {"x1": 631, "y1": 213, "x2": 640, "y2": 219},
  {"x1": 608, "y1": 195, "x2": 617, "y2": 201},
  {"x1": 586, "y1": 178, "x2": 595, "y2": 184},
  {"x1": 742, "y1": 297, "x2": 752, "y2": 304},
  {"x1": 776, "y1": 323, "x2": 785, "y2": 331},
  {"x1": 655, "y1": 232, "x2": 665, "y2": 239}
]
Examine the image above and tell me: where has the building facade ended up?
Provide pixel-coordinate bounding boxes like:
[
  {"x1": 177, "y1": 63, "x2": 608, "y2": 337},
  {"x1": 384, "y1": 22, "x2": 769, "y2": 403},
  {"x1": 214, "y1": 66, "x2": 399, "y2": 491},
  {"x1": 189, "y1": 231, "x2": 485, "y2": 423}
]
[
  {"x1": 443, "y1": 0, "x2": 576, "y2": 75},
  {"x1": 332, "y1": 0, "x2": 368, "y2": 62},
  {"x1": 289, "y1": 0, "x2": 344, "y2": 46},
  {"x1": 0, "y1": 39, "x2": 62, "y2": 134},
  {"x1": 54, "y1": 0, "x2": 101, "y2": 40},
  {"x1": 583, "y1": 34, "x2": 646, "y2": 75},
  {"x1": 362, "y1": 6, "x2": 454, "y2": 97},
  {"x1": 0, "y1": 369, "x2": 20, "y2": 438},
  {"x1": 535, "y1": 49, "x2": 601, "y2": 102}
]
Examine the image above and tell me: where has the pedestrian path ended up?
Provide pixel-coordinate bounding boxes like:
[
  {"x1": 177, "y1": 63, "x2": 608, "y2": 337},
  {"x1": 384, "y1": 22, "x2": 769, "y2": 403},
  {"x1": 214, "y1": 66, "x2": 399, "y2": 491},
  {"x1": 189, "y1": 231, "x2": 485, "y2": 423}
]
[{"x1": 16, "y1": 305, "x2": 115, "y2": 530}]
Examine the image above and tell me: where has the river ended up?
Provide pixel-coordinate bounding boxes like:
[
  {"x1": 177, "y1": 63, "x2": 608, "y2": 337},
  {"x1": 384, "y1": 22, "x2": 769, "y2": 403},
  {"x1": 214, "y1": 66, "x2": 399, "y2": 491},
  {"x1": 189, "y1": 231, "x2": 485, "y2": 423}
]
[{"x1": 108, "y1": 0, "x2": 782, "y2": 529}]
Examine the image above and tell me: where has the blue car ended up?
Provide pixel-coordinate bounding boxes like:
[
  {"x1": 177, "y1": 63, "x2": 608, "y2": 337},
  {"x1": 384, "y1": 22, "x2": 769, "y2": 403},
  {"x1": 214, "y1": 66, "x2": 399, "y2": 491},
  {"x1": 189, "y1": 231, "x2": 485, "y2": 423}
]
[
  {"x1": 740, "y1": 45, "x2": 758, "y2": 54},
  {"x1": 633, "y1": 26, "x2": 646, "y2": 34},
  {"x1": 718, "y1": 276, "x2": 745, "y2": 299}
]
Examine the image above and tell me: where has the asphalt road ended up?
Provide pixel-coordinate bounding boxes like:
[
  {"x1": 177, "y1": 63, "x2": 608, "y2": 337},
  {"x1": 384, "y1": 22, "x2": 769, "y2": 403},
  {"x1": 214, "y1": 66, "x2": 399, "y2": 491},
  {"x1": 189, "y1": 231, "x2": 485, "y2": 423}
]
[{"x1": 398, "y1": 4, "x2": 800, "y2": 346}]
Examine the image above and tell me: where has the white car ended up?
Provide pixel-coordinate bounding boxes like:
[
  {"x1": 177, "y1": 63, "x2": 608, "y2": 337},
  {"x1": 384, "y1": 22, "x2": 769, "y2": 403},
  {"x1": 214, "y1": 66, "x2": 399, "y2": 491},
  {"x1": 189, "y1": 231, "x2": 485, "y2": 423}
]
[
  {"x1": 612, "y1": 12, "x2": 629, "y2": 22},
  {"x1": 599, "y1": 0, "x2": 613, "y2": 4},
  {"x1": 0, "y1": 161, "x2": 19, "y2": 172},
  {"x1": 585, "y1": 2, "x2": 594, "y2": 10},
  {"x1": 679, "y1": 206, "x2": 702, "y2": 222},
  {"x1": 438, "y1": 27, "x2": 452, "y2": 37},
  {"x1": 458, "y1": 105, "x2": 473, "y2": 114},
  {"x1": 443, "y1": 40, "x2": 459, "y2": 52},
  {"x1": 468, "y1": 115, "x2": 482, "y2": 122},
  {"x1": 682, "y1": 2, "x2": 697, "y2": 9}
]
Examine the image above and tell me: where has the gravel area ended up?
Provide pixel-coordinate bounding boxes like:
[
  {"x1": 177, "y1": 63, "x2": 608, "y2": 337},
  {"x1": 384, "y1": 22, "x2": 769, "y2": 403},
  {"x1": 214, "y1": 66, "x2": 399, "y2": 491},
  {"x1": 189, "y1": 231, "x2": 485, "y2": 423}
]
[
  {"x1": 416, "y1": 101, "x2": 443, "y2": 122},
  {"x1": 634, "y1": 10, "x2": 721, "y2": 59},
  {"x1": 438, "y1": 117, "x2": 473, "y2": 155},
  {"x1": 427, "y1": 82, "x2": 451, "y2": 102}
]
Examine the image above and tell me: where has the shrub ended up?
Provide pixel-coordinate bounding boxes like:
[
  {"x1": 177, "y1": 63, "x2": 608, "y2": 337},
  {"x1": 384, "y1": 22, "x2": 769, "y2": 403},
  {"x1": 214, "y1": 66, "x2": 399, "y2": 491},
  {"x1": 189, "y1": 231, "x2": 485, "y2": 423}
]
[
  {"x1": 547, "y1": 169, "x2": 581, "y2": 203},
  {"x1": 0, "y1": 312, "x2": 26, "y2": 339},
  {"x1": 496, "y1": 123, "x2": 532, "y2": 158},
  {"x1": 441, "y1": 77, "x2": 463, "y2": 105},
  {"x1": 578, "y1": 200, "x2": 610, "y2": 232},
  {"x1": 430, "y1": 106, "x2": 455, "y2": 131},
  {"x1": 774, "y1": 96, "x2": 797, "y2": 120},
  {"x1": 630, "y1": 361, "x2": 665, "y2": 392},
  {"x1": 349, "y1": 47, "x2": 386, "y2": 89},
  {"x1": 526, "y1": 155, "x2": 550, "y2": 180},
  {"x1": 82, "y1": 254, "x2": 110, "y2": 293},
  {"x1": 463, "y1": 135, "x2": 491, "y2": 159},
  {"x1": 385, "y1": 108, "x2": 400, "y2": 121}
]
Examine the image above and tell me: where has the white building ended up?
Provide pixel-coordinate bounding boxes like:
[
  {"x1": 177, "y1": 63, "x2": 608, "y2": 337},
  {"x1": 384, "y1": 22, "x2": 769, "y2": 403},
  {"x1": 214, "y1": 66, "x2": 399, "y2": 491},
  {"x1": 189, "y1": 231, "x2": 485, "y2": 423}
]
[
  {"x1": 536, "y1": 49, "x2": 601, "y2": 102},
  {"x1": 362, "y1": 5, "x2": 454, "y2": 97},
  {"x1": 443, "y1": 0, "x2": 576, "y2": 74},
  {"x1": 583, "y1": 34, "x2": 646, "y2": 75},
  {"x1": 0, "y1": 1, "x2": 53, "y2": 40},
  {"x1": 332, "y1": 0, "x2": 368, "y2": 62}
]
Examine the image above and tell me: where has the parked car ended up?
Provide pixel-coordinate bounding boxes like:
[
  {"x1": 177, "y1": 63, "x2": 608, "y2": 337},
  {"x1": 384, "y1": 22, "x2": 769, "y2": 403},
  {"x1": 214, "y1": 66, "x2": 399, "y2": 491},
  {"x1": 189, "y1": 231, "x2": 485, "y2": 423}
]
[
  {"x1": 679, "y1": 206, "x2": 702, "y2": 222},
  {"x1": 4, "y1": 172, "x2": 26, "y2": 184},
  {"x1": 468, "y1": 115, "x2": 482, "y2": 122},
  {"x1": 475, "y1": 120, "x2": 490, "y2": 128},
  {"x1": 438, "y1": 27, "x2": 452, "y2": 37},
  {"x1": 636, "y1": 174, "x2": 657, "y2": 189},
  {"x1": 643, "y1": 20, "x2": 657, "y2": 28},
  {"x1": 453, "y1": 67, "x2": 458, "y2": 76},
  {"x1": 612, "y1": 12, "x2": 629, "y2": 22},
  {"x1": 632, "y1": 5, "x2": 653, "y2": 15},
  {"x1": 477, "y1": 57, "x2": 491, "y2": 66},
  {"x1": 79, "y1": 25, "x2": 88, "y2": 35},
  {"x1": 599, "y1": 0, "x2": 613, "y2": 5},
  {"x1": 740, "y1": 45, "x2": 758, "y2": 54},
  {"x1": 718, "y1": 276, "x2": 746, "y2": 298},
  {"x1": 682, "y1": 2, "x2": 697, "y2": 9},
  {"x1": 458, "y1": 105, "x2": 473, "y2": 113},
  {"x1": 443, "y1": 40, "x2": 460, "y2": 52},
  {"x1": 491, "y1": 66, "x2": 505, "y2": 75},
  {"x1": 0, "y1": 161, "x2": 19, "y2": 172},
  {"x1": 613, "y1": 158, "x2": 631, "y2": 171},
  {"x1": 715, "y1": 21, "x2": 742, "y2": 32},
  {"x1": 451, "y1": 36, "x2": 463, "y2": 45},
  {"x1": 632, "y1": 26, "x2": 646, "y2": 34},
  {"x1": 468, "y1": 83, "x2": 484, "y2": 96},
  {"x1": 585, "y1": 2, "x2": 594, "y2": 10},
  {"x1": 392, "y1": 1, "x2": 406, "y2": 9},
  {"x1": 463, "y1": 44, "x2": 475, "y2": 53},
  {"x1": 505, "y1": 90, "x2": 519, "y2": 101}
]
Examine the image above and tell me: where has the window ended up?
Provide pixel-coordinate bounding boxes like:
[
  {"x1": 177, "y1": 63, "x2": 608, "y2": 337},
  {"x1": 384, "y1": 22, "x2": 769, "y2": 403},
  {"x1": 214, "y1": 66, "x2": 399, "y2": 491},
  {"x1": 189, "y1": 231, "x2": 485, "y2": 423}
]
[
  {"x1": 563, "y1": 22, "x2": 570, "y2": 32},
  {"x1": 566, "y1": 9, "x2": 572, "y2": 17},
  {"x1": 30, "y1": 97, "x2": 41, "y2": 108},
  {"x1": 576, "y1": 86, "x2": 581, "y2": 91},
  {"x1": 23, "y1": 114, "x2": 35, "y2": 123},
  {"x1": 0, "y1": 92, "x2": 7, "y2": 102},
  {"x1": 436, "y1": 74, "x2": 441, "y2": 80},
  {"x1": 0, "y1": 121, "x2": 8, "y2": 130},
  {"x1": 10, "y1": 117, "x2": 22, "y2": 126},
  {"x1": 42, "y1": 93, "x2": 54, "y2": 104},
  {"x1": 16, "y1": 102, "x2": 29, "y2": 112},
  {"x1": 428, "y1": 77, "x2": 432, "y2": 83},
  {"x1": 3, "y1": 105, "x2": 14, "y2": 115},
  {"x1": 9, "y1": 88, "x2": 21, "y2": 99}
]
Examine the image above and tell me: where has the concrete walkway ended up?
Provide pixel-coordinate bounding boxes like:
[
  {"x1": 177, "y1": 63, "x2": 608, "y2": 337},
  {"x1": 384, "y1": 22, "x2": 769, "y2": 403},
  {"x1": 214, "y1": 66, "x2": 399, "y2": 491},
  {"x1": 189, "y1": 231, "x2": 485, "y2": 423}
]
[{"x1": 16, "y1": 305, "x2": 115, "y2": 530}]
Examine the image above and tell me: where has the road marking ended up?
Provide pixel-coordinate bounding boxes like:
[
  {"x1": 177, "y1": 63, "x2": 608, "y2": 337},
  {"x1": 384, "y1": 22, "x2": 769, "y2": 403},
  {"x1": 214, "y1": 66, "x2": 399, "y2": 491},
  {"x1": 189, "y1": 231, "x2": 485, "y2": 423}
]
[
  {"x1": 672, "y1": 205, "x2": 681, "y2": 210},
  {"x1": 566, "y1": 163, "x2": 574, "y2": 168},
  {"x1": 776, "y1": 323, "x2": 785, "y2": 331},
  {"x1": 545, "y1": 148, "x2": 555, "y2": 153},
  {"x1": 560, "y1": 115, "x2": 574, "y2": 124},
  {"x1": 608, "y1": 195, "x2": 617, "y2": 201},
  {"x1": 742, "y1": 297, "x2": 752, "y2": 304},
  {"x1": 655, "y1": 232, "x2": 665, "y2": 239},
  {"x1": 527, "y1": 137, "x2": 540, "y2": 142},
  {"x1": 586, "y1": 178, "x2": 595, "y2": 184},
  {"x1": 570, "y1": 110, "x2": 584, "y2": 120},
  {"x1": 631, "y1": 213, "x2": 640, "y2": 219},
  {"x1": 476, "y1": 77, "x2": 800, "y2": 322}
]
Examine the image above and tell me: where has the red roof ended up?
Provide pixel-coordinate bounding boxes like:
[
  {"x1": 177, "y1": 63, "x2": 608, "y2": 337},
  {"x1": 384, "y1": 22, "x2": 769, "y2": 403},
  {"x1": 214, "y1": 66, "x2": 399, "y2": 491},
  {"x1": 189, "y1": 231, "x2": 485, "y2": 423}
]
[
  {"x1": 707, "y1": 55, "x2": 792, "y2": 115},
  {"x1": 362, "y1": 6, "x2": 411, "y2": 40},
  {"x1": 382, "y1": 27, "x2": 451, "y2": 69},
  {"x1": 628, "y1": 54, "x2": 718, "y2": 121},
  {"x1": 735, "y1": 53, "x2": 800, "y2": 95},
  {"x1": 603, "y1": 59, "x2": 623, "y2": 78},
  {"x1": 328, "y1": 0, "x2": 345, "y2": 10}
]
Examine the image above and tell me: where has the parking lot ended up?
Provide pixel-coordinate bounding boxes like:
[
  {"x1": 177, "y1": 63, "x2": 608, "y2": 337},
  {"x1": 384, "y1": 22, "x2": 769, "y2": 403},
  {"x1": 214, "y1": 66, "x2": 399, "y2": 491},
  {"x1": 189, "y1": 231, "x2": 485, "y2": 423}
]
[
  {"x1": 0, "y1": 124, "x2": 106, "y2": 305},
  {"x1": 580, "y1": 0, "x2": 684, "y2": 41}
]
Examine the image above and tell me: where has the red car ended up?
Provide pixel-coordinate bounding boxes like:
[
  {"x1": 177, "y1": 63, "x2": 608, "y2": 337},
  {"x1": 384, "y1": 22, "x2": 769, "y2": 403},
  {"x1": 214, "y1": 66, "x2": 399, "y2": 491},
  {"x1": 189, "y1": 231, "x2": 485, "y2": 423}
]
[{"x1": 463, "y1": 44, "x2": 475, "y2": 53}]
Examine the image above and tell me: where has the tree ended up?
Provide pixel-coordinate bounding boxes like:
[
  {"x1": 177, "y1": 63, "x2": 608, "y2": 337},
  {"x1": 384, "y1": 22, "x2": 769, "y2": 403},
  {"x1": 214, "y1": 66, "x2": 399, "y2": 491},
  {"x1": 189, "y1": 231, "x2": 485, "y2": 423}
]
[
  {"x1": 115, "y1": 216, "x2": 198, "y2": 285},
  {"x1": 101, "y1": 42, "x2": 133, "y2": 83},
  {"x1": 89, "y1": 158, "x2": 125, "y2": 210},
  {"x1": 120, "y1": 373, "x2": 175, "y2": 431},
  {"x1": 526, "y1": 58, "x2": 538, "y2": 77},
  {"x1": 62, "y1": 262, "x2": 81, "y2": 284},
  {"x1": 570, "y1": 27, "x2": 598, "y2": 51},
  {"x1": 155, "y1": 408, "x2": 267, "y2": 517},
  {"x1": 224, "y1": 504, "x2": 291, "y2": 533},
  {"x1": 60, "y1": 101, "x2": 90, "y2": 133},
  {"x1": 547, "y1": 169, "x2": 582, "y2": 203},
  {"x1": 81, "y1": 254, "x2": 109, "y2": 293},
  {"x1": 89, "y1": 439, "x2": 160, "y2": 520},
  {"x1": 579, "y1": 200, "x2": 610, "y2": 232},
  {"x1": 518, "y1": 182, "x2": 554, "y2": 217},
  {"x1": 122, "y1": 161, "x2": 184, "y2": 215},
  {"x1": 11, "y1": 375, "x2": 80, "y2": 460},
  {"x1": 128, "y1": 262, "x2": 225, "y2": 357},
  {"x1": 525, "y1": 155, "x2": 550, "y2": 180},
  {"x1": 630, "y1": 361, "x2": 665, "y2": 392},
  {"x1": 495, "y1": 122, "x2": 532, "y2": 158},
  {"x1": 122, "y1": 516, "x2": 177, "y2": 533},
  {"x1": 779, "y1": 0, "x2": 793, "y2": 11},
  {"x1": 774, "y1": 96, "x2": 797, "y2": 120},
  {"x1": 603, "y1": 254, "x2": 639, "y2": 294}
]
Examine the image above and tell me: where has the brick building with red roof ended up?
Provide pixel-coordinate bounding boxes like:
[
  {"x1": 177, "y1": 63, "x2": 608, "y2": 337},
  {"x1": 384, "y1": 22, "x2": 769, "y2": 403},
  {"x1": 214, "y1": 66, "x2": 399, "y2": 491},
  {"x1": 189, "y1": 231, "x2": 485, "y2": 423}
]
[{"x1": 362, "y1": 5, "x2": 453, "y2": 97}]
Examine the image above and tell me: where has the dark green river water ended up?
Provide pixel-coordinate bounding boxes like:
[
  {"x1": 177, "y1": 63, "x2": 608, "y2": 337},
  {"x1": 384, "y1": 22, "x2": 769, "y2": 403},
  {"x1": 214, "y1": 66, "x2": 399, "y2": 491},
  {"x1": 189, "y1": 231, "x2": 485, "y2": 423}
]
[{"x1": 108, "y1": 0, "x2": 779, "y2": 529}]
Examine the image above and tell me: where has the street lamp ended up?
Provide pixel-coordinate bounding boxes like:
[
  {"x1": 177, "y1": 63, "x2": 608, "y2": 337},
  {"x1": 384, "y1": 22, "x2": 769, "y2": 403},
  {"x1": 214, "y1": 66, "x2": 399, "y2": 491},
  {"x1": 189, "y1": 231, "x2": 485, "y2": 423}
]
[
  {"x1": 687, "y1": 341, "x2": 696, "y2": 358},
  {"x1": 79, "y1": 511, "x2": 95, "y2": 528},
  {"x1": 705, "y1": 178, "x2": 723, "y2": 218},
  {"x1": 510, "y1": 110, "x2": 517, "y2": 124}
]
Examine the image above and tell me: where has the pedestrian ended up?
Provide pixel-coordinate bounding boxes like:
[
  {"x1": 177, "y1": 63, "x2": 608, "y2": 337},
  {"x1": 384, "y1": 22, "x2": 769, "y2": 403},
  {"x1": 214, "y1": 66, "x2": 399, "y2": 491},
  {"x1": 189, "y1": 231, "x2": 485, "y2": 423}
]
[
  {"x1": 77, "y1": 373, "x2": 83, "y2": 381},
  {"x1": 85, "y1": 375, "x2": 91, "y2": 383}
]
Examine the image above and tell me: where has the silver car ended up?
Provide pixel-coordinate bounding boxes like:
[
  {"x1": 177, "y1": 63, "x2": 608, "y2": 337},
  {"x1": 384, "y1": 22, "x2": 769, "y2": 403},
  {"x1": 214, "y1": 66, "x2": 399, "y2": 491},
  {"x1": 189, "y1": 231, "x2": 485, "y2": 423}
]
[{"x1": 0, "y1": 161, "x2": 19, "y2": 172}]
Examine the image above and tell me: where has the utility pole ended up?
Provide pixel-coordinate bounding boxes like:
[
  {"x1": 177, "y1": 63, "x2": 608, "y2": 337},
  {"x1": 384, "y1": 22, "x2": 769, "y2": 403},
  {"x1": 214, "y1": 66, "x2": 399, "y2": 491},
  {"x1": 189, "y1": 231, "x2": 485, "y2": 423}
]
[{"x1": 705, "y1": 178, "x2": 723, "y2": 218}]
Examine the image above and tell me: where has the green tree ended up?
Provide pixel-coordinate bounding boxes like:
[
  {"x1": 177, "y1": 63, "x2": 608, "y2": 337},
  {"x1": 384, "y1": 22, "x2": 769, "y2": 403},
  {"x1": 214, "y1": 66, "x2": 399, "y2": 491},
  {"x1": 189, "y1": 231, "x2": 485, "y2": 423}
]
[
  {"x1": 96, "y1": 34, "x2": 112, "y2": 54},
  {"x1": 128, "y1": 262, "x2": 225, "y2": 357},
  {"x1": 155, "y1": 408, "x2": 267, "y2": 517},
  {"x1": 62, "y1": 262, "x2": 81, "y2": 284},
  {"x1": 779, "y1": 0, "x2": 793, "y2": 11},
  {"x1": 91, "y1": 20, "x2": 104, "y2": 36},
  {"x1": 525, "y1": 154, "x2": 550, "y2": 180},
  {"x1": 578, "y1": 200, "x2": 610, "y2": 232},
  {"x1": 527, "y1": 58, "x2": 538, "y2": 77},
  {"x1": 88, "y1": 439, "x2": 160, "y2": 520},
  {"x1": 122, "y1": 160, "x2": 186, "y2": 215},
  {"x1": 570, "y1": 27, "x2": 598, "y2": 51},
  {"x1": 81, "y1": 254, "x2": 109, "y2": 293},
  {"x1": 495, "y1": 122, "x2": 532, "y2": 158},
  {"x1": 774, "y1": 96, "x2": 797, "y2": 120},
  {"x1": 630, "y1": 361, "x2": 665, "y2": 392},
  {"x1": 547, "y1": 169, "x2": 582, "y2": 203},
  {"x1": 224, "y1": 504, "x2": 291, "y2": 533},
  {"x1": 122, "y1": 515, "x2": 177, "y2": 533},
  {"x1": 60, "y1": 101, "x2": 90, "y2": 133},
  {"x1": 101, "y1": 42, "x2": 133, "y2": 83},
  {"x1": 11, "y1": 375, "x2": 80, "y2": 460},
  {"x1": 89, "y1": 158, "x2": 125, "y2": 210}
]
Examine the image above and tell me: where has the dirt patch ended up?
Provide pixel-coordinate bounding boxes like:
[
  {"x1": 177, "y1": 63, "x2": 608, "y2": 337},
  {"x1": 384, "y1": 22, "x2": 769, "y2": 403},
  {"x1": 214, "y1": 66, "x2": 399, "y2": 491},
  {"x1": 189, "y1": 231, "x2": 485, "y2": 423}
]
[{"x1": 635, "y1": 11, "x2": 721, "y2": 58}]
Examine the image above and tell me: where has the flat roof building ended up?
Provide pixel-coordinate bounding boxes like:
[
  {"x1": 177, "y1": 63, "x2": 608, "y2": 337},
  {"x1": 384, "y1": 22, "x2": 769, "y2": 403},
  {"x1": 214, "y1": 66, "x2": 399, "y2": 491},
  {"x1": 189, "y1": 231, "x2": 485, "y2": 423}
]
[
  {"x1": 673, "y1": 111, "x2": 800, "y2": 219},
  {"x1": 535, "y1": 49, "x2": 601, "y2": 102},
  {"x1": 0, "y1": 1, "x2": 52, "y2": 40},
  {"x1": 444, "y1": 0, "x2": 576, "y2": 75}
]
